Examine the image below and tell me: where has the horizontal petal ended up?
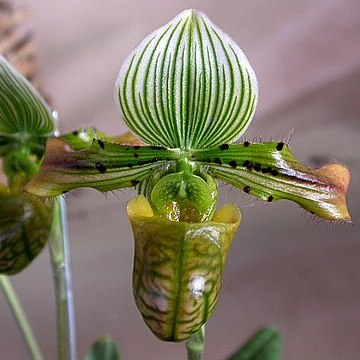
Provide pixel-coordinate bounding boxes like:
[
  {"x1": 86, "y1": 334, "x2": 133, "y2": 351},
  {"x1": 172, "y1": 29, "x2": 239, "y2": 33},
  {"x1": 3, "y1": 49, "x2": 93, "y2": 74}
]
[
  {"x1": 190, "y1": 142, "x2": 351, "y2": 222},
  {"x1": 25, "y1": 138, "x2": 177, "y2": 197},
  {"x1": 116, "y1": 9, "x2": 258, "y2": 149},
  {"x1": 60, "y1": 128, "x2": 144, "y2": 150}
]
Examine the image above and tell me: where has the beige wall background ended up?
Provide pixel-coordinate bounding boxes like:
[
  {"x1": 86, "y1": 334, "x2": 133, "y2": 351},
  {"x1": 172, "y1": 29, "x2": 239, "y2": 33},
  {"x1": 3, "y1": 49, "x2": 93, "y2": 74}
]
[{"x1": 1, "y1": 0, "x2": 359, "y2": 359}]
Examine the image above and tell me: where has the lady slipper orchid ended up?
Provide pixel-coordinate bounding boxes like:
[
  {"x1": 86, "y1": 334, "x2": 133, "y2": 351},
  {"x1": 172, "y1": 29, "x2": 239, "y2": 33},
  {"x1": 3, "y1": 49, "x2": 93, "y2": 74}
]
[
  {"x1": 13, "y1": 9, "x2": 351, "y2": 341},
  {"x1": 0, "y1": 57, "x2": 54, "y2": 275}
]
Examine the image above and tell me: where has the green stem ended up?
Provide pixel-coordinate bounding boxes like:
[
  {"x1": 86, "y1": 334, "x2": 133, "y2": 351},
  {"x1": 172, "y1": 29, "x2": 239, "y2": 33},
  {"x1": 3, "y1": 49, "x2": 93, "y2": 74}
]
[
  {"x1": 0, "y1": 275, "x2": 43, "y2": 360},
  {"x1": 186, "y1": 326, "x2": 205, "y2": 360},
  {"x1": 49, "y1": 197, "x2": 77, "y2": 360}
]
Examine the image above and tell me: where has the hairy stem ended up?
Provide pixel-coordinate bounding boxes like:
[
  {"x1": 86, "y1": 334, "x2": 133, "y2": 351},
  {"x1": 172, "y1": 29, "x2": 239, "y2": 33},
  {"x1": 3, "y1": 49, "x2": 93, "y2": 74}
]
[
  {"x1": 186, "y1": 326, "x2": 205, "y2": 360},
  {"x1": 0, "y1": 275, "x2": 43, "y2": 360},
  {"x1": 49, "y1": 197, "x2": 77, "y2": 360}
]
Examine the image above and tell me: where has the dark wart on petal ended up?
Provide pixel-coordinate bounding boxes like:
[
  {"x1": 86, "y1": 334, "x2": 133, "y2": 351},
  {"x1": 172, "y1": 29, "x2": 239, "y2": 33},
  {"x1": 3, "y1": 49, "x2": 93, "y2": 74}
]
[
  {"x1": 276, "y1": 142, "x2": 284, "y2": 151},
  {"x1": 243, "y1": 186, "x2": 251, "y2": 193},
  {"x1": 246, "y1": 161, "x2": 253, "y2": 170},
  {"x1": 229, "y1": 160, "x2": 237, "y2": 168},
  {"x1": 243, "y1": 141, "x2": 250, "y2": 147},
  {"x1": 219, "y1": 144, "x2": 229, "y2": 151},
  {"x1": 254, "y1": 163, "x2": 261, "y2": 172},
  {"x1": 95, "y1": 162, "x2": 107, "y2": 173},
  {"x1": 267, "y1": 195, "x2": 274, "y2": 202},
  {"x1": 97, "y1": 139, "x2": 105, "y2": 149}
]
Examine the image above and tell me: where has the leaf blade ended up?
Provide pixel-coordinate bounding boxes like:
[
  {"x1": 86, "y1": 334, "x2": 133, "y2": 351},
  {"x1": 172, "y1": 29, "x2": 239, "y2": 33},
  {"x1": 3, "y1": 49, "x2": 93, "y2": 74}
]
[{"x1": 227, "y1": 327, "x2": 281, "y2": 360}]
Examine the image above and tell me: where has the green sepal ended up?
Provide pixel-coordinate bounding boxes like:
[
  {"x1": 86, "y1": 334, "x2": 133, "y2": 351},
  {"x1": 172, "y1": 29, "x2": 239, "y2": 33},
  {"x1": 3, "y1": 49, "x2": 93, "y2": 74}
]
[
  {"x1": 116, "y1": 9, "x2": 257, "y2": 149},
  {"x1": 0, "y1": 56, "x2": 54, "y2": 137},
  {"x1": 25, "y1": 138, "x2": 178, "y2": 197},
  {"x1": 191, "y1": 142, "x2": 351, "y2": 222},
  {"x1": 84, "y1": 335, "x2": 120, "y2": 360},
  {"x1": 227, "y1": 327, "x2": 281, "y2": 360},
  {"x1": 0, "y1": 56, "x2": 53, "y2": 167}
]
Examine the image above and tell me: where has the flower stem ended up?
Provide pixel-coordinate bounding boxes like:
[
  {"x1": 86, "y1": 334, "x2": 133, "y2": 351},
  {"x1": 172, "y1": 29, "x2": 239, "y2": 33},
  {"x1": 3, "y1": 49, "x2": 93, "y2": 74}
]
[
  {"x1": 186, "y1": 326, "x2": 205, "y2": 360},
  {"x1": 48, "y1": 197, "x2": 77, "y2": 360},
  {"x1": 0, "y1": 275, "x2": 43, "y2": 360}
]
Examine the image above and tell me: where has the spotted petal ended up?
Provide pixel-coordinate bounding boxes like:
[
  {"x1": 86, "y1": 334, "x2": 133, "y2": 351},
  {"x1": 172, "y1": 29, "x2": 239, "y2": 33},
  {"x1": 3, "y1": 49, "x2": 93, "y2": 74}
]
[
  {"x1": 116, "y1": 9, "x2": 258, "y2": 149},
  {"x1": 25, "y1": 138, "x2": 177, "y2": 196},
  {"x1": 191, "y1": 142, "x2": 351, "y2": 222}
]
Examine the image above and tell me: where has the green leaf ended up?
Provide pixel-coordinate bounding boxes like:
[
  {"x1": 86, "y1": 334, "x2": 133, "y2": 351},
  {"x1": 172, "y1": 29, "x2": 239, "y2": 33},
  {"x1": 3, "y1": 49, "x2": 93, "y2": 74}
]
[
  {"x1": 116, "y1": 9, "x2": 258, "y2": 149},
  {"x1": 84, "y1": 335, "x2": 120, "y2": 360},
  {"x1": 25, "y1": 138, "x2": 178, "y2": 197},
  {"x1": 191, "y1": 142, "x2": 351, "y2": 222},
  {"x1": 227, "y1": 327, "x2": 281, "y2": 360},
  {"x1": 0, "y1": 56, "x2": 54, "y2": 136}
]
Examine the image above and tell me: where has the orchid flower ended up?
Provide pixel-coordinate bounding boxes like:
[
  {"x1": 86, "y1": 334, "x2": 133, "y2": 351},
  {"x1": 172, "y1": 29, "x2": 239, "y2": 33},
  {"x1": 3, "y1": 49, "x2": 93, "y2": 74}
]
[
  {"x1": 1, "y1": 10, "x2": 351, "y2": 343},
  {"x1": 0, "y1": 57, "x2": 54, "y2": 274}
]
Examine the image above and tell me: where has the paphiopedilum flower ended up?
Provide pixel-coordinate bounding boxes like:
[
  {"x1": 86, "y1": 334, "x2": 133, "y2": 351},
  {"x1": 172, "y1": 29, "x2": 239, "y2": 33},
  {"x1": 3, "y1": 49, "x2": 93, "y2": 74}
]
[
  {"x1": 1, "y1": 9, "x2": 350, "y2": 340},
  {"x1": 0, "y1": 56, "x2": 54, "y2": 274}
]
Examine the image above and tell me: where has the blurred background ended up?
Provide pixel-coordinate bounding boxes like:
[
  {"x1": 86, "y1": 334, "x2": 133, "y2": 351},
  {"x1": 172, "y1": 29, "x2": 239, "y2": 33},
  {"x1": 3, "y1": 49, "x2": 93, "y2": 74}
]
[{"x1": 0, "y1": 0, "x2": 359, "y2": 359}]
